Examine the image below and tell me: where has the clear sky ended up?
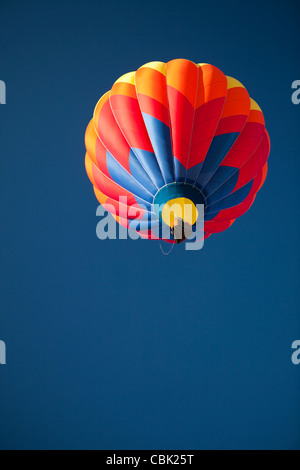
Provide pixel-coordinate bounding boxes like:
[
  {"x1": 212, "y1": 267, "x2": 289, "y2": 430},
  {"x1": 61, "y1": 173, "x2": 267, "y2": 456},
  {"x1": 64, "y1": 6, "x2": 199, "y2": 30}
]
[{"x1": 0, "y1": 0, "x2": 299, "y2": 450}]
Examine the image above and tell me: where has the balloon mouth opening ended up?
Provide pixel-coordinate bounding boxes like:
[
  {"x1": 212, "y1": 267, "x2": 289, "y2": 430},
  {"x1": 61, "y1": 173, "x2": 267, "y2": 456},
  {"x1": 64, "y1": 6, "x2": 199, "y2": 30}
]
[{"x1": 153, "y1": 183, "x2": 207, "y2": 243}]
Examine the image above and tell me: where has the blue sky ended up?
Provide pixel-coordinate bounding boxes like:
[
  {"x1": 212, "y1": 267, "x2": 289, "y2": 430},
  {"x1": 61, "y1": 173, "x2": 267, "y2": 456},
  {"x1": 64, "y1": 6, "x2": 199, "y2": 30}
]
[{"x1": 0, "y1": 0, "x2": 299, "y2": 450}]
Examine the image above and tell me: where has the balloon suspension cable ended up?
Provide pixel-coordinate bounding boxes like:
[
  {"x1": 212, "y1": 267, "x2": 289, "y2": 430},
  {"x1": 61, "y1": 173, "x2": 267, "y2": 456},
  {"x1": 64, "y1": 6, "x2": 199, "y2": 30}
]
[{"x1": 159, "y1": 241, "x2": 176, "y2": 256}]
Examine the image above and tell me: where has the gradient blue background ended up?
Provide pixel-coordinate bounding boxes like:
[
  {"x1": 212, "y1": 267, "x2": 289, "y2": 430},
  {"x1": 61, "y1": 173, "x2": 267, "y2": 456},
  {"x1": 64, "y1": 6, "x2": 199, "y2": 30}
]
[{"x1": 0, "y1": 0, "x2": 299, "y2": 450}]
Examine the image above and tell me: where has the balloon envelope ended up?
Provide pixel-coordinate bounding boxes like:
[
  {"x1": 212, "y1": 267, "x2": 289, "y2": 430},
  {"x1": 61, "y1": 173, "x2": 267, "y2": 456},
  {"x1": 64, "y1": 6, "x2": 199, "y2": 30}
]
[{"x1": 85, "y1": 60, "x2": 270, "y2": 244}]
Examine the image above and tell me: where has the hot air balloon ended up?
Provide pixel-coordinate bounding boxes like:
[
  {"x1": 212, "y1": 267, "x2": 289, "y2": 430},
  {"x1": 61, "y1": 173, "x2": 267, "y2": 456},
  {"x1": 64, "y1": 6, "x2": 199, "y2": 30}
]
[{"x1": 85, "y1": 59, "x2": 270, "y2": 245}]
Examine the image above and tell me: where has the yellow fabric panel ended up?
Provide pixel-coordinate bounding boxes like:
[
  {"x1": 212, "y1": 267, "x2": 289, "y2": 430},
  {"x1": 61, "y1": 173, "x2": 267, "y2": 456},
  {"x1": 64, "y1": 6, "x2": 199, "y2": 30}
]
[
  {"x1": 139, "y1": 61, "x2": 166, "y2": 75},
  {"x1": 250, "y1": 98, "x2": 262, "y2": 112},
  {"x1": 85, "y1": 120, "x2": 98, "y2": 166},
  {"x1": 114, "y1": 71, "x2": 136, "y2": 85},
  {"x1": 162, "y1": 197, "x2": 198, "y2": 227},
  {"x1": 226, "y1": 76, "x2": 245, "y2": 90}
]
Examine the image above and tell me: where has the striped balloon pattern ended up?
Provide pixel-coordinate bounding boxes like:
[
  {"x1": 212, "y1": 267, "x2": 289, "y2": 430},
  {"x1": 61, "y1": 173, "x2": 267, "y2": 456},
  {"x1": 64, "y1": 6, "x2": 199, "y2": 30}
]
[{"x1": 85, "y1": 59, "x2": 270, "y2": 243}]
